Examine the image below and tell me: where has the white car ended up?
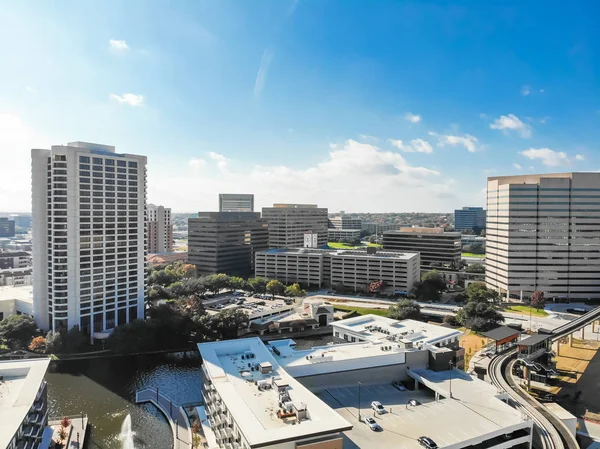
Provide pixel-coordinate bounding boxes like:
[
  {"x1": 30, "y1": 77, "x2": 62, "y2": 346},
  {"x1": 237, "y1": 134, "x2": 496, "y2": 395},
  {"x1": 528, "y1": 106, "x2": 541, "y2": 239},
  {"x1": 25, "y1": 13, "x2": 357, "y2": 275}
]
[
  {"x1": 364, "y1": 417, "x2": 382, "y2": 431},
  {"x1": 371, "y1": 401, "x2": 385, "y2": 414},
  {"x1": 392, "y1": 381, "x2": 406, "y2": 391}
]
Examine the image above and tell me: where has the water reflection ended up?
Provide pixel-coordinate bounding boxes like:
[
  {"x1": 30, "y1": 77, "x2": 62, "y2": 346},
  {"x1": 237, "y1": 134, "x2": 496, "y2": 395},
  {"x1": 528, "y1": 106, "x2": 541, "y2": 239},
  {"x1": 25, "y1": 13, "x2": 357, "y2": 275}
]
[{"x1": 46, "y1": 352, "x2": 203, "y2": 449}]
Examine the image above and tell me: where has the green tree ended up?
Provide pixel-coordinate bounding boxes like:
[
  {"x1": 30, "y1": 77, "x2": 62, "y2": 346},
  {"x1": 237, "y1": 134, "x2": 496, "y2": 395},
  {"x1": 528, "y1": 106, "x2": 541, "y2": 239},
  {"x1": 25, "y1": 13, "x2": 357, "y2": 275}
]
[
  {"x1": 0, "y1": 315, "x2": 39, "y2": 349},
  {"x1": 410, "y1": 270, "x2": 445, "y2": 302},
  {"x1": 285, "y1": 283, "x2": 306, "y2": 297},
  {"x1": 229, "y1": 276, "x2": 249, "y2": 291},
  {"x1": 531, "y1": 290, "x2": 545, "y2": 310},
  {"x1": 248, "y1": 277, "x2": 269, "y2": 294},
  {"x1": 465, "y1": 282, "x2": 499, "y2": 304},
  {"x1": 456, "y1": 302, "x2": 504, "y2": 332},
  {"x1": 388, "y1": 299, "x2": 421, "y2": 321},
  {"x1": 266, "y1": 280, "x2": 285, "y2": 297},
  {"x1": 60, "y1": 326, "x2": 89, "y2": 353},
  {"x1": 211, "y1": 309, "x2": 249, "y2": 339},
  {"x1": 45, "y1": 330, "x2": 63, "y2": 354},
  {"x1": 466, "y1": 263, "x2": 485, "y2": 274},
  {"x1": 204, "y1": 273, "x2": 230, "y2": 294}
]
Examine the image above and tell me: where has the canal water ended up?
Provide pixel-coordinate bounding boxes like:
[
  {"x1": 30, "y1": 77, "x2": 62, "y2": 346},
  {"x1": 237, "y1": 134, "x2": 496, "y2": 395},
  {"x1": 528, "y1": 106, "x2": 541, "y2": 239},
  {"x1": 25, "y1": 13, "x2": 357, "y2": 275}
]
[{"x1": 46, "y1": 335, "x2": 332, "y2": 449}]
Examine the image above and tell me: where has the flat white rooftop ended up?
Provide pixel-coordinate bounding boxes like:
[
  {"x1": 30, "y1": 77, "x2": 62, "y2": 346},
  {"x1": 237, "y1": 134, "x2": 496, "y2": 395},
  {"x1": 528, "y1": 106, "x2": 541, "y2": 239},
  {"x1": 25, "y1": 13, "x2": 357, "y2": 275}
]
[
  {"x1": 259, "y1": 247, "x2": 418, "y2": 260},
  {"x1": 0, "y1": 285, "x2": 33, "y2": 302},
  {"x1": 198, "y1": 338, "x2": 351, "y2": 447},
  {"x1": 334, "y1": 315, "x2": 463, "y2": 347},
  {"x1": 409, "y1": 368, "x2": 526, "y2": 429},
  {"x1": 0, "y1": 358, "x2": 50, "y2": 448}
]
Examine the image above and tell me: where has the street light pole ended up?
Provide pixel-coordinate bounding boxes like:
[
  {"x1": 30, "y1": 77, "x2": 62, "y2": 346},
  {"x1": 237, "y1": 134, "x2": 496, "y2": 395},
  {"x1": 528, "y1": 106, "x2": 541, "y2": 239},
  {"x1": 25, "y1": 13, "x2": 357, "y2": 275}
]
[
  {"x1": 449, "y1": 360, "x2": 454, "y2": 399},
  {"x1": 357, "y1": 382, "x2": 362, "y2": 422}
]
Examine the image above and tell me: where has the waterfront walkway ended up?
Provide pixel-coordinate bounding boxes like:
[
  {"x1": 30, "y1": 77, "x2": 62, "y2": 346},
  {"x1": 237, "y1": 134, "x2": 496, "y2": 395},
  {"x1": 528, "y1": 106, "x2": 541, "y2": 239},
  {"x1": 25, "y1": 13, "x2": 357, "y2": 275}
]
[
  {"x1": 135, "y1": 387, "x2": 193, "y2": 449},
  {"x1": 48, "y1": 414, "x2": 89, "y2": 449}
]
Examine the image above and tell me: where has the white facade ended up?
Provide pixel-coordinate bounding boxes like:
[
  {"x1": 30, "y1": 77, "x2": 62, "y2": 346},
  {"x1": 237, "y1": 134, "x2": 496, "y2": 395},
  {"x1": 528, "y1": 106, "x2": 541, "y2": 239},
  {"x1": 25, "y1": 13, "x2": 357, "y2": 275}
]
[
  {"x1": 303, "y1": 233, "x2": 319, "y2": 248},
  {"x1": 327, "y1": 228, "x2": 361, "y2": 242},
  {"x1": 219, "y1": 194, "x2": 254, "y2": 212},
  {"x1": 32, "y1": 142, "x2": 147, "y2": 335},
  {"x1": 255, "y1": 248, "x2": 420, "y2": 294},
  {"x1": 487, "y1": 173, "x2": 600, "y2": 300},
  {"x1": 147, "y1": 204, "x2": 173, "y2": 253},
  {"x1": 198, "y1": 338, "x2": 351, "y2": 449},
  {"x1": 0, "y1": 359, "x2": 50, "y2": 449}
]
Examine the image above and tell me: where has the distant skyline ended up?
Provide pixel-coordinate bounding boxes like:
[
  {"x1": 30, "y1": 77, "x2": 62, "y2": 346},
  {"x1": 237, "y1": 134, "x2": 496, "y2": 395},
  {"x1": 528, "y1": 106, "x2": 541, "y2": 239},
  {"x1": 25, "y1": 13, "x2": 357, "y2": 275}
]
[{"x1": 1, "y1": 1, "x2": 599, "y2": 212}]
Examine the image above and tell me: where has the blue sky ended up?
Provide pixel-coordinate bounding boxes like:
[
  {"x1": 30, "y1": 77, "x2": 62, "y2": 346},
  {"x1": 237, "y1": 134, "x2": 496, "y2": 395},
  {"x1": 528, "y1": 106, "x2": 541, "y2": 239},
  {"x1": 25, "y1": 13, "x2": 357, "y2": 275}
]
[{"x1": 1, "y1": 0, "x2": 599, "y2": 212}]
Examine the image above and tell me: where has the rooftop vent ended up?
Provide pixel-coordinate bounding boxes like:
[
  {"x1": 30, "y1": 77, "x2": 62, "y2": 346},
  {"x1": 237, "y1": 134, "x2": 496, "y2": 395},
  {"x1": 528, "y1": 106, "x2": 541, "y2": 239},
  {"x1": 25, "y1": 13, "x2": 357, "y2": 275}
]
[{"x1": 259, "y1": 362, "x2": 273, "y2": 374}]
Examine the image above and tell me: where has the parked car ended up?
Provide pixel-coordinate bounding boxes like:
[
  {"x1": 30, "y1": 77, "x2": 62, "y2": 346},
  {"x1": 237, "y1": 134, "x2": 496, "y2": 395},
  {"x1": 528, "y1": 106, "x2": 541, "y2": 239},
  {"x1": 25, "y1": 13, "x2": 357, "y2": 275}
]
[
  {"x1": 408, "y1": 399, "x2": 421, "y2": 407},
  {"x1": 418, "y1": 436, "x2": 438, "y2": 449},
  {"x1": 371, "y1": 401, "x2": 385, "y2": 414},
  {"x1": 392, "y1": 381, "x2": 406, "y2": 391},
  {"x1": 364, "y1": 417, "x2": 382, "y2": 431}
]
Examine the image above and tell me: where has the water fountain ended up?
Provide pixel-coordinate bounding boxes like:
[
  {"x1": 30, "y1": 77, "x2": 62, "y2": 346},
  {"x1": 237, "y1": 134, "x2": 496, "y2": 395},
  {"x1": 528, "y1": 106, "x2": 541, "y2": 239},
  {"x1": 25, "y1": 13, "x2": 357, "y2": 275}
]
[{"x1": 119, "y1": 414, "x2": 135, "y2": 449}]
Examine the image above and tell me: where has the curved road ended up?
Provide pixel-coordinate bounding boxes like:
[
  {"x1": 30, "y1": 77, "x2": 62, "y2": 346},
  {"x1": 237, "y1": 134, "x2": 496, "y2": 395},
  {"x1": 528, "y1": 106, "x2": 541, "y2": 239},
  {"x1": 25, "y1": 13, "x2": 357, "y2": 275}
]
[{"x1": 489, "y1": 349, "x2": 561, "y2": 449}]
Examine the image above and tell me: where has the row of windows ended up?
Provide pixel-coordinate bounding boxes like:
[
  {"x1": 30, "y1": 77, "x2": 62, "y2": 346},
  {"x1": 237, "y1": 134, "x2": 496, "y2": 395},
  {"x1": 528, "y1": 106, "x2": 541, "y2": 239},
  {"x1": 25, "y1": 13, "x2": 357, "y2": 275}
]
[{"x1": 79, "y1": 155, "x2": 138, "y2": 168}]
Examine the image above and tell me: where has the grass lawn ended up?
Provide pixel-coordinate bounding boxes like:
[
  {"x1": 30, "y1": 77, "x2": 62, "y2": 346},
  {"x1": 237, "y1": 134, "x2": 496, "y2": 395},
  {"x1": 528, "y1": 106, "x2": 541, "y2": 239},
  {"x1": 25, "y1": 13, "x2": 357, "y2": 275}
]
[
  {"x1": 506, "y1": 305, "x2": 549, "y2": 317},
  {"x1": 327, "y1": 242, "x2": 361, "y2": 249},
  {"x1": 367, "y1": 243, "x2": 383, "y2": 248},
  {"x1": 461, "y1": 253, "x2": 485, "y2": 258},
  {"x1": 333, "y1": 305, "x2": 390, "y2": 317},
  {"x1": 460, "y1": 330, "x2": 491, "y2": 371}
]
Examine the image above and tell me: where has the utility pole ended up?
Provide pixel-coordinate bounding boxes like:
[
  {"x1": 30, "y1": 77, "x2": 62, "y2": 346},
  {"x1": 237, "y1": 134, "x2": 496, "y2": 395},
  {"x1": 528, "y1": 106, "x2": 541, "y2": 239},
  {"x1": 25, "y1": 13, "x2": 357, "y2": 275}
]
[
  {"x1": 449, "y1": 360, "x2": 454, "y2": 399},
  {"x1": 357, "y1": 382, "x2": 362, "y2": 422}
]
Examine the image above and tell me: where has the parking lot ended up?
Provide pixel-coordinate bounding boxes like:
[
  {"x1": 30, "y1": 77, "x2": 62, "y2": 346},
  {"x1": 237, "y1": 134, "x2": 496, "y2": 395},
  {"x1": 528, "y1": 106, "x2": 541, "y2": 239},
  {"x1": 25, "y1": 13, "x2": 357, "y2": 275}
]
[
  {"x1": 317, "y1": 382, "x2": 515, "y2": 449},
  {"x1": 316, "y1": 384, "x2": 438, "y2": 449}
]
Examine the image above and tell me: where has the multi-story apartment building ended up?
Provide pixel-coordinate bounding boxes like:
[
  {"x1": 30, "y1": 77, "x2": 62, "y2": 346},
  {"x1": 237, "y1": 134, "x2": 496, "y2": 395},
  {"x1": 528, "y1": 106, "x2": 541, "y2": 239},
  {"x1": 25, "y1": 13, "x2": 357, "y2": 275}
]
[
  {"x1": 188, "y1": 212, "x2": 268, "y2": 276},
  {"x1": 218, "y1": 193, "x2": 254, "y2": 212},
  {"x1": 262, "y1": 204, "x2": 328, "y2": 248},
  {"x1": 487, "y1": 172, "x2": 600, "y2": 301},
  {"x1": 383, "y1": 227, "x2": 462, "y2": 267},
  {"x1": 361, "y1": 222, "x2": 403, "y2": 235},
  {"x1": 0, "y1": 218, "x2": 16, "y2": 237},
  {"x1": 1, "y1": 358, "x2": 51, "y2": 449},
  {"x1": 454, "y1": 207, "x2": 486, "y2": 232},
  {"x1": 0, "y1": 251, "x2": 32, "y2": 270},
  {"x1": 327, "y1": 228, "x2": 361, "y2": 243},
  {"x1": 255, "y1": 247, "x2": 420, "y2": 294},
  {"x1": 32, "y1": 142, "x2": 147, "y2": 336},
  {"x1": 147, "y1": 204, "x2": 173, "y2": 253},
  {"x1": 198, "y1": 338, "x2": 352, "y2": 449},
  {"x1": 328, "y1": 215, "x2": 362, "y2": 230}
]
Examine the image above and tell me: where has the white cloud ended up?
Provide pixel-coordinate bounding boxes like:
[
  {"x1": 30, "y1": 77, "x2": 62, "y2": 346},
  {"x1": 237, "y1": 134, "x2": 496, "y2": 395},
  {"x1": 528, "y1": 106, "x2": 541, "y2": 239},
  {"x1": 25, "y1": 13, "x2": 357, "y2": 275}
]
[
  {"x1": 521, "y1": 85, "x2": 531, "y2": 96},
  {"x1": 189, "y1": 158, "x2": 206, "y2": 168},
  {"x1": 358, "y1": 134, "x2": 379, "y2": 141},
  {"x1": 25, "y1": 86, "x2": 37, "y2": 94},
  {"x1": 148, "y1": 139, "x2": 456, "y2": 212},
  {"x1": 404, "y1": 113, "x2": 421, "y2": 124},
  {"x1": 109, "y1": 39, "x2": 129, "y2": 51},
  {"x1": 521, "y1": 148, "x2": 569, "y2": 166},
  {"x1": 479, "y1": 113, "x2": 487, "y2": 119},
  {"x1": 539, "y1": 89, "x2": 545, "y2": 93},
  {"x1": 329, "y1": 143, "x2": 338, "y2": 149},
  {"x1": 513, "y1": 163, "x2": 522, "y2": 170},
  {"x1": 540, "y1": 116, "x2": 551, "y2": 124},
  {"x1": 430, "y1": 132, "x2": 478, "y2": 153},
  {"x1": 109, "y1": 93, "x2": 145, "y2": 107},
  {"x1": 490, "y1": 114, "x2": 532, "y2": 138},
  {"x1": 208, "y1": 151, "x2": 229, "y2": 172},
  {"x1": 254, "y1": 48, "x2": 274, "y2": 98},
  {"x1": 575, "y1": 154, "x2": 585, "y2": 161},
  {"x1": 388, "y1": 138, "x2": 433, "y2": 154}
]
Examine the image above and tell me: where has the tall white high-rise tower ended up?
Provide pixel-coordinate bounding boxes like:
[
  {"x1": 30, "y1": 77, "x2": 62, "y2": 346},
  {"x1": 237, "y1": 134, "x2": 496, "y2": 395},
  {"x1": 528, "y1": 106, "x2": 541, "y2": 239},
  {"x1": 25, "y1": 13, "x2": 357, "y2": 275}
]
[{"x1": 32, "y1": 141, "x2": 147, "y2": 337}]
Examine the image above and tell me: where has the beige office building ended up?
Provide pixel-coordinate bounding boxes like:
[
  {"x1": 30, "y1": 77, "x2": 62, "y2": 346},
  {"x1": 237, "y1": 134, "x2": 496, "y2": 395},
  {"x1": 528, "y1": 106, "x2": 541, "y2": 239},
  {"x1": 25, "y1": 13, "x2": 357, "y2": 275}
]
[
  {"x1": 486, "y1": 172, "x2": 600, "y2": 301},
  {"x1": 255, "y1": 248, "x2": 420, "y2": 294},
  {"x1": 147, "y1": 204, "x2": 173, "y2": 253},
  {"x1": 383, "y1": 227, "x2": 462, "y2": 267},
  {"x1": 262, "y1": 204, "x2": 328, "y2": 248}
]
